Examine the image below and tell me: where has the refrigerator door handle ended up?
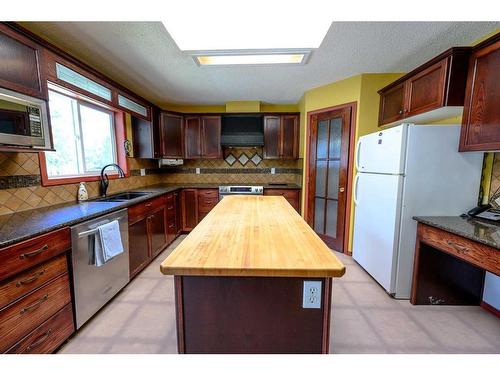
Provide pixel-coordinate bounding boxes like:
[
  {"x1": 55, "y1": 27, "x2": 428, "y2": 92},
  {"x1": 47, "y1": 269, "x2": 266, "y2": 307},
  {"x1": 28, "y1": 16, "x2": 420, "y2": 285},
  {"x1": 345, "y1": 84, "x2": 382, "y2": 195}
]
[
  {"x1": 355, "y1": 138, "x2": 362, "y2": 170},
  {"x1": 353, "y1": 174, "x2": 360, "y2": 206}
]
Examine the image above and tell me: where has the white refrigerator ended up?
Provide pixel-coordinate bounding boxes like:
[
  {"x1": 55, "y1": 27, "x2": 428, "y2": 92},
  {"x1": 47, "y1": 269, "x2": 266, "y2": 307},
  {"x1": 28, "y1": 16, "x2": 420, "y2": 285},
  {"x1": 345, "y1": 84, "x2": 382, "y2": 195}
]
[{"x1": 352, "y1": 123, "x2": 483, "y2": 299}]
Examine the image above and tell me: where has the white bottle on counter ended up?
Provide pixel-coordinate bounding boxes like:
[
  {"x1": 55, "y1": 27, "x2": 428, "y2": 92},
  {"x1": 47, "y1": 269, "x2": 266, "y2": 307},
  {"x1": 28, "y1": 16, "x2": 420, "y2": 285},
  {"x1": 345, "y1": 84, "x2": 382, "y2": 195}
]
[{"x1": 78, "y1": 182, "x2": 88, "y2": 201}]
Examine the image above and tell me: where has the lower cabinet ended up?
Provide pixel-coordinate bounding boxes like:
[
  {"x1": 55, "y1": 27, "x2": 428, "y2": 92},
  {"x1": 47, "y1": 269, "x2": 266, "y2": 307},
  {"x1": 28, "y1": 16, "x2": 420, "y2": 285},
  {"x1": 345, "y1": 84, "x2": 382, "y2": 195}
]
[
  {"x1": 264, "y1": 189, "x2": 301, "y2": 213},
  {"x1": 149, "y1": 207, "x2": 167, "y2": 258},
  {"x1": 0, "y1": 229, "x2": 74, "y2": 353},
  {"x1": 198, "y1": 189, "x2": 219, "y2": 222},
  {"x1": 181, "y1": 189, "x2": 198, "y2": 231},
  {"x1": 128, "y1": 217, "x2": 151, "y2": 278}
]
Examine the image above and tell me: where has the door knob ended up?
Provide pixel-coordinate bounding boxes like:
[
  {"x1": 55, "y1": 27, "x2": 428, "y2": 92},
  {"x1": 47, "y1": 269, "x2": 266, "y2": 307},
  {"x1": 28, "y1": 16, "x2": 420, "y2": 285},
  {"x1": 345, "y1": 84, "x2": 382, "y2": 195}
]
[{"x1": 339, "y1": 187, "x2": 345, "y2": 193}]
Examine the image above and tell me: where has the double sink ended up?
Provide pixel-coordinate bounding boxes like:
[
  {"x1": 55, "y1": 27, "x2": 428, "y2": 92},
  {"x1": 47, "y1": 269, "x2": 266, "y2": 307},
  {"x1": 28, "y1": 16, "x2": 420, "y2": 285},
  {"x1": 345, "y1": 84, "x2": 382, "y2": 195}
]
[{"x1": 97, "y1": 191, "x2": 152, "y2": 202}]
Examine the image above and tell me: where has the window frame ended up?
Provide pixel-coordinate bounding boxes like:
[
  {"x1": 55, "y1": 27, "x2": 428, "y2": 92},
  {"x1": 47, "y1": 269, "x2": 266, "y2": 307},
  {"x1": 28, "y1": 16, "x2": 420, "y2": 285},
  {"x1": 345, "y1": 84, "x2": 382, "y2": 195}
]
[{"x1": 39, "y1": 84, "x2": 129, "y2": 187}]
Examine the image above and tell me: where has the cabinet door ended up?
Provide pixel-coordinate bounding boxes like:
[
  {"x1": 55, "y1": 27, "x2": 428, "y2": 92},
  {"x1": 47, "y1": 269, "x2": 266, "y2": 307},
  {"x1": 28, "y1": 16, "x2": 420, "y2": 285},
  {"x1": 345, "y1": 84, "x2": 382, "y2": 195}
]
[
  {"x1": 0, "y1": 25, "x2": 44, "y2": 99},
  {"x1": 160, "y1": 112, "x2": 184, "y2": 158},
  {"x1": 264, "y1": 189, "x2": 301, "y2": 214},
  {"x1": 128, "y1": 218, "x2": 150, "y2": 278},
  {"x1": 148, "y1": 208, "x2": 167, "y2": 258},
  {"x1": 459, "y1": 36, "x2": 500, "y2": 151},
  {"x1": 181, "y1": 189, "x2": 198, "y2": 231},
  {"x1": 174, "y1": 191, "x2": 182, "y2": 235},
  {"x1": 281, "y1": 115, "x2": 299, "y2": 159},
  {"x1": 184, "y1": 117, "x2": 202, "y2": 159},
  {"x1": 263, "y1": 116, "x2": 281, "y2": 159},
  {"x1": 132, "y1": 115, "x2": 158, "y2": 158},
  {"x1": 405, "y1": 59, "x2": 448, "y2": 118},
  {"x1": 378, "y1": 83, "x2": 405, "y2": 125},
  {"x1": 201, "y1": 116, "x2": 222, "y2": 158}
]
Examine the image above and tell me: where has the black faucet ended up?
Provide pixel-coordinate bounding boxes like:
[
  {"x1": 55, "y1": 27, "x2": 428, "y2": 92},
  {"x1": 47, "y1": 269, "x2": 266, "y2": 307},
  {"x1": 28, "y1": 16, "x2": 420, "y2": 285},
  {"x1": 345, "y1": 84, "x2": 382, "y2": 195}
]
[{"x1": 100, "y1": 163, "x2": 125, "y2": 197}]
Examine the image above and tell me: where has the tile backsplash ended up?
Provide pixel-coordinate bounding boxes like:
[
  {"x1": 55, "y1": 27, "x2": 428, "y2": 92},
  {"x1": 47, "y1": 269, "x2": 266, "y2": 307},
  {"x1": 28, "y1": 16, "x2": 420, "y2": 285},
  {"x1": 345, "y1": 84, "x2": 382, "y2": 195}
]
[{"x1": 0, "y1": 148, "x2": 302, "y2": 215}]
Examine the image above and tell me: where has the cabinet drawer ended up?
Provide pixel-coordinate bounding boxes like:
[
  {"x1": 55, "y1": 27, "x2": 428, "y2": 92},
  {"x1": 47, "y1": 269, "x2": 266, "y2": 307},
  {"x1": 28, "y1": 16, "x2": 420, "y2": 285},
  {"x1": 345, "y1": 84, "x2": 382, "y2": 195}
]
[
  {"x1": 0, "y1": 228, "x2": 70, "y2": 282},
  {"x1": 198, "y1": 189, "x2": 218, "y2": 199},
  {"x1": 128, "y1": 196, "x2": 165, "y2": 223},
  {"x1": 264, "y1": 189, "x2": 300, "y2": 200},
  {"x1": 420, "y1": 224, "x2": 500, "y2": 275},
  {"x1": 0, "y1": 273, "x2": 71, "y2": 352},
  {"x1": 0, "y1": 254, "x2": 68, "y2": 310},
  {"x1": 6, "y1": 304, "x2": 74, "y2": 354}
]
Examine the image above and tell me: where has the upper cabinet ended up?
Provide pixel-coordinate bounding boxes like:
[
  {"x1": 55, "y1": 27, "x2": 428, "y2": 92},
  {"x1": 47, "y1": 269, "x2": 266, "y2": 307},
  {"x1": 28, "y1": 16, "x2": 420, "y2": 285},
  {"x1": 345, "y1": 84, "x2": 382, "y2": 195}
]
[
  {"x1": 160, "y1": 112, "x2": 184, "y2": 158},
  {"x1": 263, "y1": 114, "x2": 299, "y2": 159},
  {"x1": 0, "y1": 24, "x2": 45, "y2": 99},
  {"x1": 459, "y1": 33, "x2": 500, "y2": 152},
  {"x1": 184, "y1": 116, "x2": 222, "y2": 159},
  {"x1": 378, "y1": 47, "x2": 471, "y2": 126},
  {"x1": 132, "y1": 113, "x2": 161, "y2": 159}
]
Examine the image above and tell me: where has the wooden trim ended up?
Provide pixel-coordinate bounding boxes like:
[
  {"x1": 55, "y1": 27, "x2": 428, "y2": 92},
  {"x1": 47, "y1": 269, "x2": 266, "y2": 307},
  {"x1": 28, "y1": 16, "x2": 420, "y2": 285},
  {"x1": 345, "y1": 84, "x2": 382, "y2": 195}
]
[
  {"x1": 174, "y1": 276, "x2": 185, "y2": 354},
  {"x1": 304, "y1": 101, "x2": 357, "y2": 255},
  {"x1": 321, "y1": 277, "x2": 332, "y2": 353},
  {"x1": 480, "y1": 301, "x2": 500, "y2": 318}
]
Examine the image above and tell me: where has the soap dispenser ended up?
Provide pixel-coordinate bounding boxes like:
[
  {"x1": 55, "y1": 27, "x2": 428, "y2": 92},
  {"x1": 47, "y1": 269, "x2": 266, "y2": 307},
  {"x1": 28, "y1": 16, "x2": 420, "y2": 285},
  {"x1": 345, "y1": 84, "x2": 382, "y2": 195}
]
[{"x1": 78, "y1": 182, "x2": 89, "y2": 202}]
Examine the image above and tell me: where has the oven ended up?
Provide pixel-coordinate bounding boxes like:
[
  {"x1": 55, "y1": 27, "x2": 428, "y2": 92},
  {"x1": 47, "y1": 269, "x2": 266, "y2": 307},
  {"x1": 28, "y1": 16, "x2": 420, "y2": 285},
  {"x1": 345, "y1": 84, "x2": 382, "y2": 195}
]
[
  {"x1": 218, "y1": 185, "x2": 264, "y2": 201},
  {"x1": 0, "y1": 87, "x2": 52, "y2": 149}
]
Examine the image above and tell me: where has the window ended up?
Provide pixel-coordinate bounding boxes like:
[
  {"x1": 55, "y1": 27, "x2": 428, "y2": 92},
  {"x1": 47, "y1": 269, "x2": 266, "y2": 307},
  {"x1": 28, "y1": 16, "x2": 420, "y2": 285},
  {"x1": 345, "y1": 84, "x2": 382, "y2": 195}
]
[{"x1": 44, "y1": 89, "x2": 118, "y2": 179}]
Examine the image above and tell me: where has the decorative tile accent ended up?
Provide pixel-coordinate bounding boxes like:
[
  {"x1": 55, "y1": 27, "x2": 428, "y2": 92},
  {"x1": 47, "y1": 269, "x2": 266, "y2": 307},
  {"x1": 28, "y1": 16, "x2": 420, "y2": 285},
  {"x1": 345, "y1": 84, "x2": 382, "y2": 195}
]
[
  {"x1": 238, "y1": 153, "x2": 249, "y2": 166},
  {"x1": 224, "y1": 153, "x2": 237, "y2": 166},
  {"x1": 250, "y1": 153, "x2": 262, "y2": 166}
]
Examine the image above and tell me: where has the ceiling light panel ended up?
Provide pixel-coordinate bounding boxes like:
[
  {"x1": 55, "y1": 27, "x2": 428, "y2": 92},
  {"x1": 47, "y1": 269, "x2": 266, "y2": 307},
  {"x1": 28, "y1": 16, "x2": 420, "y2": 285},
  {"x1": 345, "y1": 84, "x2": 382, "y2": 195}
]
[
  {"x1": 162, "y1": 2, "x2": 332, "y2": 51},
  {"x1": 195, "y1": 52, "x2": 308, "y2": 66}
]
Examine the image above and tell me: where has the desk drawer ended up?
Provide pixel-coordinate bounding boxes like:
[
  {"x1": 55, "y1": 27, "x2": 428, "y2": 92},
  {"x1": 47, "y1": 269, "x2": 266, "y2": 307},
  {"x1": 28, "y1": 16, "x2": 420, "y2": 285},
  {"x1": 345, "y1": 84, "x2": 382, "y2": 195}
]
[
  {"x1": 0, "y1": 254, "x2": 68, "y2": 310},
  {"x1": 420, "y1": 224, "x2": 500, "y2": 275},
  {"x1": 6, "y1": 303, "x2": 74, "y2": 354},
  {"x1": 128, "y1": 196, "x2": 165, "y2": 223},
  {"x1": 0, "y1": 228, "x2": 70, "y2": 282},
  {"x1": 0, "y1": 273, "x2": 71, "y2": 352}
]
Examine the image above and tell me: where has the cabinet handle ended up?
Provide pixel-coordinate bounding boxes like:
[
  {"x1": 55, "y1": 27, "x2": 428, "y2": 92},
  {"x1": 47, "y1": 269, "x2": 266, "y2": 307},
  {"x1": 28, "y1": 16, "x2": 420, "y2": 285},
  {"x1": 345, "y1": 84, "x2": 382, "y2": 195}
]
[
  {"x1": 167, "y1": 206, "x2": 174, "y2": 210},
  {"x1": 25, "y1": 329, "x2": 52, "y2": 353},
  {"x1": 446, "y1": 241, "x2": 469, "y2": 254},
  {"x1": 145, "y1": 203, "x2": 152, "y2": 207},
  {"x1": 19, "y1": 244, "x2": 49, "y2": 259},
  {"x1": 398, "y1": 110, "x2": 403, "y2": 114},
  {"x1": 20, "y1": 294, "x2": 48, "y2": 315},
  {"x1": 169, "y1": 224, "x2": 175, "y2": 228},
  {"x1": 16, "y1": 270, "x2": 46, "y2": 287}
]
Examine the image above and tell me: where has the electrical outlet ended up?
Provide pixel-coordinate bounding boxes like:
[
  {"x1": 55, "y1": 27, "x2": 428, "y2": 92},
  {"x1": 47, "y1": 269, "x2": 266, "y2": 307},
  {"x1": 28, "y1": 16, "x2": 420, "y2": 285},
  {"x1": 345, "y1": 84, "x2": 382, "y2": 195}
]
[
  {"x1": 140, "y1": 169, "x2": 146, "y2": 176},
  {"x1": 302, "y1": 281, "x2": 322, "y2": 309},
  {"x1": 271, "y1": 167, "x2": 276, "y2": 174},
  {"x1": 196, "y1": 168, "x2": 201, "y2": 174}
]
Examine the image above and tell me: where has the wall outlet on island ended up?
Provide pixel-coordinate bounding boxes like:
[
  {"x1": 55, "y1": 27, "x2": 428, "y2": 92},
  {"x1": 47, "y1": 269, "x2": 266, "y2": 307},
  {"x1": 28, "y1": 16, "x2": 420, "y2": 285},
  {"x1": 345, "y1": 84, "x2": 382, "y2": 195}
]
[
  {"x1": 140, "y1": 169, "x2": 146, "y2": 176},
  {"x1": 302, "y1": 281, "x2": 322, "y2": 309},
  {"x1": 271, "y1": 167, "x2": 276, "y2": 174},
  {"x1": 196, "y1": 168, "x2": 200, "y2": 174}
]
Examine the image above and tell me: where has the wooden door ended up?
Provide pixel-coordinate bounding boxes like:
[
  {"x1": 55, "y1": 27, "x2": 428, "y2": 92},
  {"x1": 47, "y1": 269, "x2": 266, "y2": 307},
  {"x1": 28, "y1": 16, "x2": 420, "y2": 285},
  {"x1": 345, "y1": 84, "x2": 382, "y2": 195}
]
[
  {"x1": 307, "y1": 107, "x2": 351, "y2": 252},
  {"x1": 263, "y1": 116, "x2": 281, "y2": 159},
  {"x1": 459, "y1": 35, "x2": 500, "y2": 151},
  {"x1": 181, "y1": 189, "x2": 198, "y2": 231},
  {"x1": 378, "y1": 83, "x2": 405, "y2": 125},
  {"x1": 148, "y1": 208, "x2": 167, "y2": 258},
  {"x1": 405, "y1": 59, "x2": 448, "y2": 118},
  {"x1": 184, "y1": 117, "x2": 202, "y2": 159},
  {"x1": 201, "y1": 116, "x2": 222, "y2": 158},
  {"x1": 160, "y1": 112, "x2": 184, "y2": 158},
  {"x1": 281, "y1": 115, "x2": 299, "y2": 159},
  {"x1": 128, "y1": 217, "x2": 150, "y2": 278}
]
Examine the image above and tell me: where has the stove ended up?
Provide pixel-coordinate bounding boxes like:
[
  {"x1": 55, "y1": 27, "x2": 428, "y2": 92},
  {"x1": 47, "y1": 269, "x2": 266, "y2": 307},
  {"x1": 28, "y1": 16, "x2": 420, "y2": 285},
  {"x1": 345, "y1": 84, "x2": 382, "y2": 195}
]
[{"x1": 218, "y1": 185, "x2": 264, "y2": 200}]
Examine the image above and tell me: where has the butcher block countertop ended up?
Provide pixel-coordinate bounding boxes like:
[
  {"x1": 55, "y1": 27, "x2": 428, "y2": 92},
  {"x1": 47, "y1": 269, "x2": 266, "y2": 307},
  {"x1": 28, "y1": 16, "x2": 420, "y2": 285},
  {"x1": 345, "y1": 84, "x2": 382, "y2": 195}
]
[{"x1": 160, "y1": 196, "x2": 345, "y2": 278}]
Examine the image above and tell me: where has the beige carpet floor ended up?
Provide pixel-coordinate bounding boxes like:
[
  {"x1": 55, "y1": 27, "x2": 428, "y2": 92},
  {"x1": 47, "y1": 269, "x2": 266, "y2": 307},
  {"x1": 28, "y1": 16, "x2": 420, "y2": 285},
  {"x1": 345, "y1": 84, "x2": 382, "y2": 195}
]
[{"x1": 59, "y1": 235, "x2": 500, "y2": 354}]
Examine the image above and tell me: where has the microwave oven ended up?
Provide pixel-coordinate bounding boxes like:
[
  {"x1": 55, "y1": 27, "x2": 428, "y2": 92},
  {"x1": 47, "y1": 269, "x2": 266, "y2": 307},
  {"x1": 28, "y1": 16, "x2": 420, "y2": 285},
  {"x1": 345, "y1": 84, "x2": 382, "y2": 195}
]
[{"x1": 0, "y1": 87, "x2": 52, "y2": 149}]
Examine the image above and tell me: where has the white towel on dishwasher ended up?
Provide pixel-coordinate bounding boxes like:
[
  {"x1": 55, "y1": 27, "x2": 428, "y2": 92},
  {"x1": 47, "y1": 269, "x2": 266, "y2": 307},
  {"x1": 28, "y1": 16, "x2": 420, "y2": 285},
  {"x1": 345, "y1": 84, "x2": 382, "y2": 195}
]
[{"x1": 94, "y1": 220, "x2": 124, "y2": 266}]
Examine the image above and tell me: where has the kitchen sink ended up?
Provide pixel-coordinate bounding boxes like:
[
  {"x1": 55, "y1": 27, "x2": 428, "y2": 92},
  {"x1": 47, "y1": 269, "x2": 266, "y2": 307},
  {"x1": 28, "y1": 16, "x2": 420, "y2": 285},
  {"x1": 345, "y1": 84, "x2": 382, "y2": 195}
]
[{"x1": 98, "y1": 191, "x2": 152, "y2": 202}]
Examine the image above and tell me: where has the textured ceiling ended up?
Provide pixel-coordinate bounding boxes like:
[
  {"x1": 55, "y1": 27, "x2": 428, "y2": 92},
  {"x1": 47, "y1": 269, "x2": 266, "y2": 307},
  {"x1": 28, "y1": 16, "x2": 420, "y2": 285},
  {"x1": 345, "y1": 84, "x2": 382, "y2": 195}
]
[{"x1": 20, "y1": 21, "x2": 499, "y2": 107}]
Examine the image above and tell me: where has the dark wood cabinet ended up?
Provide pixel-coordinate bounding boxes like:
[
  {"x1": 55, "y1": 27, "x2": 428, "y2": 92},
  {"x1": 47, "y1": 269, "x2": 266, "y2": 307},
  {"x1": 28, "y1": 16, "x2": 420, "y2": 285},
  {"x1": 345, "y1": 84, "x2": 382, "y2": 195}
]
[
  {"x1": 0, "y1": 24, "x2": 45, "y2": 99},
  {"x1": 128, "y1": 217, "x2": 150, "y2": 278},
  {"x1": 166, "y1": 191, "x2": 181, "y2": 243},
  {"x1": 459, "y1": 33, "x2": 500, "y2": 151},
  {"x1": 264, "y1": 115, "x2": 299, "y2": 159},
  {"x1": 160, "y1": 112, "x2": 184, "y2": 158},
  {"x1": 378, "y1": 47, "x2": 471, "y2": 126},
  {"x1": 181, "y1": 189, "x2": 198, "y2": 231},
  {"x1": 264, "y1": 189, "x2": 301, "y2": 213},
  {"x1": 148, "y1": 208, "x2": 167, "y2": 258},
  {"x1": 184, "y1": 116, "x2": 222, "y2": 159},
  {"x1": 132, "y1": 114, "x2": 160, "y2": 159},
  {"x1": 197, "y1": 189, "x2": 219, "y2": 222}
]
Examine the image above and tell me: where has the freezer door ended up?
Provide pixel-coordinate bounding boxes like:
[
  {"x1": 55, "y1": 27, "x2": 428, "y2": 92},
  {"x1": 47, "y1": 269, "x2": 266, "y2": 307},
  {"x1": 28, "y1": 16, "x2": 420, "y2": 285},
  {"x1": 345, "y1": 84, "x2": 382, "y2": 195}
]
[
  {"x1": 356, "y1": 124, "x2": 407, "y2": 174},
  {"x1": 352, "y1": 172, "x2": 404, "y2": 294}
]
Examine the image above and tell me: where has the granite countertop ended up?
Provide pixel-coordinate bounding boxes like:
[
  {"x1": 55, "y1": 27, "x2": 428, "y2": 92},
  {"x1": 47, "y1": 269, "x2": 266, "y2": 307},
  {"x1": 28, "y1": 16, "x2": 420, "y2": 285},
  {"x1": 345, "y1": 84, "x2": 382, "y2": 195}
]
[
  {"x1": 413, "y1": 216, "x2": 500, "y2": 250},
  {"x1": 0, "y1": 183, "x2": 302, "y2": 248}
]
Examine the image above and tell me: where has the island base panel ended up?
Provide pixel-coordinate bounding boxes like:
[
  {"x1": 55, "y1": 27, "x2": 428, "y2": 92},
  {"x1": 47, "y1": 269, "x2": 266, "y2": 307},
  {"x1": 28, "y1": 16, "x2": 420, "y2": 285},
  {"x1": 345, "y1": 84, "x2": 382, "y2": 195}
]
[{"x1": 174, "y1": 276, "x2": 332, "y2": 354}]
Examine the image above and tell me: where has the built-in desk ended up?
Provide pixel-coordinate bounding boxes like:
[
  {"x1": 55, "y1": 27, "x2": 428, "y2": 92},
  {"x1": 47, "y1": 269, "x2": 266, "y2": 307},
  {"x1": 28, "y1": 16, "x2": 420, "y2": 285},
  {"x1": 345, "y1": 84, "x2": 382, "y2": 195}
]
[{"x1": 411, "y1": 217, "x2": 500, "y2": 314}]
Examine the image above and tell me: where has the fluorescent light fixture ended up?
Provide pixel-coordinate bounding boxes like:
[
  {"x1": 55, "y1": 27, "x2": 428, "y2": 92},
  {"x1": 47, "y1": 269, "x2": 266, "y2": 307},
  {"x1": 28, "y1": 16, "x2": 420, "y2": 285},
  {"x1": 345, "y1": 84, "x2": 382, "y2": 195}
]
[
  {"x1": 193, "y1": 51, "x2": 310, "y2": 66},
  {"x1": 162, "y1": 3, "x2": 332, "y2": 51}
]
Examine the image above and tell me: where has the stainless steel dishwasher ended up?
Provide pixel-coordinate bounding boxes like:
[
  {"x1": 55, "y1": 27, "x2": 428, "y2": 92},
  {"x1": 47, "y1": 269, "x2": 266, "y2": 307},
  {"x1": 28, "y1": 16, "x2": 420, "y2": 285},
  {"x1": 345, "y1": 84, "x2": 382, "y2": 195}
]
[{"x1": 71, "y1": 208, "x2": 129, "y2": 329}]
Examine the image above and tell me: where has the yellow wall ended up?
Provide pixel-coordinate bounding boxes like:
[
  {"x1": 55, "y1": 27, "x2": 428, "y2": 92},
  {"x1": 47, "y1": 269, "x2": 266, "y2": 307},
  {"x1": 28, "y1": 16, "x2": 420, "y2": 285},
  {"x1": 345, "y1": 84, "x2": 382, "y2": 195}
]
[{"x1": 298, "y1": 73, "x2": 405, "y2": 253}]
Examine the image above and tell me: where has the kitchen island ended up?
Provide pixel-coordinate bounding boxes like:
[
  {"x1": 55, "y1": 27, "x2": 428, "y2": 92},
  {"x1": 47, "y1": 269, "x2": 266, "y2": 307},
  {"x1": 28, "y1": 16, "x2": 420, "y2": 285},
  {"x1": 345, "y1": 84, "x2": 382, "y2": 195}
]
[{"x1": 160, "y1": 195, "x2": 345, "y2": 354}]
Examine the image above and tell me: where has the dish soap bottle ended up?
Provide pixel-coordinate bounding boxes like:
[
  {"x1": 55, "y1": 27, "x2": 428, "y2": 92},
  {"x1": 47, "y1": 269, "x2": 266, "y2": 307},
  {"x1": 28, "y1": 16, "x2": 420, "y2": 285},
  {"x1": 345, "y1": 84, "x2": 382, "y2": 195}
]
[{"x1": 78, "y1": 182, "x2": 88, "y2": 202}]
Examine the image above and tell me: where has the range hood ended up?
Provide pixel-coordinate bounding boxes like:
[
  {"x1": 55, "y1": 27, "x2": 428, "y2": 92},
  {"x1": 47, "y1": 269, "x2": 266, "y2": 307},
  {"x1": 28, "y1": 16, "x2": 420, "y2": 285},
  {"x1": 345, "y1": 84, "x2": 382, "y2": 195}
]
[{"x1": 221, "y1": 115, "x2": 264, "y2": 147}]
